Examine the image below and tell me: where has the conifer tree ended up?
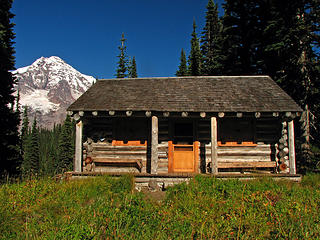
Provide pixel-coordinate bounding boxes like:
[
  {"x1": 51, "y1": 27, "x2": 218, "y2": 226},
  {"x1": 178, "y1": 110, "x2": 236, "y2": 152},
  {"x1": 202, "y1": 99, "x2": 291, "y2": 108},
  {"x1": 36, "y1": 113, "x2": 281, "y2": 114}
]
[
  {"x1": 21, "y1": 106, "x2": 29, "y2": 139},
  {"x1": 0, "y1": 0, "x2": 21, "y2": 176},
  {"x1": 116, "y1": 33, "x2": 128, "y2": 78},
  {"x1": 29, "y1": 118, "x2": 40, "y2": 174},
  {"x1": 176, "y1": 49, "x2": 188, "y2": 76},
  {"x1": 22, "y1": 117, "x2": 39, "y2": 176},
  {"x1": 201, "y1": 0, "x2": 223, "y2": 75},
  {"x1": 128, "y1": 56, "x2": 138, "y2": 78},
  {"x1": 221, "y1": 0, "x2": 265, "y2": 75},
  {"x1": 188, "y1": 20, "x2": 202, "y2": 76},
  {"x1": 20, "y1": 106, "x2": 29, "y2": 155},
  {"x1": 57, "y1": 115, "x2": 74, "y2": 172}
]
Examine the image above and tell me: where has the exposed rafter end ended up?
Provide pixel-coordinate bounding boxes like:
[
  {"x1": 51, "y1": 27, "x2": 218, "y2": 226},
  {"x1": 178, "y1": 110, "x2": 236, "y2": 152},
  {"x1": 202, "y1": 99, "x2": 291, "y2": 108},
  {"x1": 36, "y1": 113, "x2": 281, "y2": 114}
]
[
  {"x1": 181, "y1": 112, "x2": 188, "y2": 117},
  {"x1": 92, "y1": 111, "x2": 98, "y2": 116},
  {"x1": 273, "y1": 112, "x2": 279, "y2": 117},
  {"x1": 163, "y1": 112, "x2": 170, "y2": 117},
  {"x1": 218, "y1": 112, "x2": 225, "y2": 118},
  {"x1": 285, "y1": 112, "x2": 292, "y2": 118},
  {"x1": 126, "y1": 111, "x2": 132, "y2": 116},
  {"x1": 73, "y1": 113, "x2": 80, "y2": 121},
  {"x1": 145, "y1": 111, "x2": 152, "y2": 117}
]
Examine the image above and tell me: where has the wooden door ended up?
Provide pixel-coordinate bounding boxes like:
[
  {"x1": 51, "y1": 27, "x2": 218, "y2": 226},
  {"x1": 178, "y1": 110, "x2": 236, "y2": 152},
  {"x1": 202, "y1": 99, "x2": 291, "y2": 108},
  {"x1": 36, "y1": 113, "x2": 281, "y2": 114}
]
[{"x1": 168, "y1": 141, "x2": 199, "y2": 173}]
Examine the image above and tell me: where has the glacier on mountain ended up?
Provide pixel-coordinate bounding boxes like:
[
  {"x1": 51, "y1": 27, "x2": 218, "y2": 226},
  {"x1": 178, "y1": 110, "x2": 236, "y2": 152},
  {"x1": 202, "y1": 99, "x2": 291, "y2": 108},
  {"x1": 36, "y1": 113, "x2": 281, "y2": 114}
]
[{"x1": 13, "y1": 56, "x2": 95, "y2": 127}]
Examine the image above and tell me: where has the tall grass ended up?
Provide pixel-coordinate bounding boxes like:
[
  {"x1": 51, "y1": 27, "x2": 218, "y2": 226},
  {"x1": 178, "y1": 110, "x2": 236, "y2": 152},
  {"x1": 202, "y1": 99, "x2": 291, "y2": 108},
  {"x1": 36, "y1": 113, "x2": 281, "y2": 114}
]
[{"x1": 0, "y1": 175, "x2": 319, "y2": 239}]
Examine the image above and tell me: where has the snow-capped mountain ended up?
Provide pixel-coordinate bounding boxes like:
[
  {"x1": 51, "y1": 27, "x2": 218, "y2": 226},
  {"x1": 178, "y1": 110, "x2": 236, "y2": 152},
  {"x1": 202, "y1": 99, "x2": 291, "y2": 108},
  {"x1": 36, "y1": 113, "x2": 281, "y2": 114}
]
[{"x1": 13, "y1": 56, "x2": 95, "y2": 128}]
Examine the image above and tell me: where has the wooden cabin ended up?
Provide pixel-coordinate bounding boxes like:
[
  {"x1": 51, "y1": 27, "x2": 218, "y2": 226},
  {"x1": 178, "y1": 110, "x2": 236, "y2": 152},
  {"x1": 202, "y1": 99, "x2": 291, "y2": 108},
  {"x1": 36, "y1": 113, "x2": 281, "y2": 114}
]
[{"x1": 67, "y1": 76, "x2": 302, "y2": 175}]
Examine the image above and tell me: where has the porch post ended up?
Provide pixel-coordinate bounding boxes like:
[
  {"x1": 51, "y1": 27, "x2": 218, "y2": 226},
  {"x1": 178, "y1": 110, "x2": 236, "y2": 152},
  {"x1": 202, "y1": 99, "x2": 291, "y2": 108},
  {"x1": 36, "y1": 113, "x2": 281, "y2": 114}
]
[
  {"x1": 75, "y1": 121, "x2": 83, "y2": 172},
  {"x1": 211, "y1": 117, "x2": 218, "y2": 174},
  {"x1": 151, "y1": 116, "x2": 158, "y2": 174},
  {"x1": 288, "y1": 120, "x2": 296, "y2": 174}
]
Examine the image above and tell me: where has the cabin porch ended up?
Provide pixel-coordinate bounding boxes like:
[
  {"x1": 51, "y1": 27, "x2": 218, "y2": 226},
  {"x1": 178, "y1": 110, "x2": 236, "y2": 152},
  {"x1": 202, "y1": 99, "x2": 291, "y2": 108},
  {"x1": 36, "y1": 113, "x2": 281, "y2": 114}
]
[{"x1": 72, "y1": 111, "x2": 298, "y2": 176}]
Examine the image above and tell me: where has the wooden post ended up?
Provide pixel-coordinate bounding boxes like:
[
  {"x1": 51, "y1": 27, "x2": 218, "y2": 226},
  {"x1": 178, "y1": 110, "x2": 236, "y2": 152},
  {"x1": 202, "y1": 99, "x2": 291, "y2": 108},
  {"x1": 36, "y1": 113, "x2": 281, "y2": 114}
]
[
  {"x1": 211, "y1": 117, "x2": 218, "y2": 174},
  {"x1": 151, "y1": 116, "x2": 158, "y2": 174},
  {"x1": 288, "y1": 120, "x2": 296, "y2": 174},
  {"x1": 75, "y1": 121, "x2": 83, "y2": 172}
]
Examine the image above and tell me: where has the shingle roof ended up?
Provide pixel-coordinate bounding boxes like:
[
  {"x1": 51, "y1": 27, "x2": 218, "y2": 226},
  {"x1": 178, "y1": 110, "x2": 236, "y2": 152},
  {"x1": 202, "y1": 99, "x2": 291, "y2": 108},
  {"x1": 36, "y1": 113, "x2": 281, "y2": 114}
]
[{"x1": 67, "y1": 76, "x2": 302, "y2": 113}]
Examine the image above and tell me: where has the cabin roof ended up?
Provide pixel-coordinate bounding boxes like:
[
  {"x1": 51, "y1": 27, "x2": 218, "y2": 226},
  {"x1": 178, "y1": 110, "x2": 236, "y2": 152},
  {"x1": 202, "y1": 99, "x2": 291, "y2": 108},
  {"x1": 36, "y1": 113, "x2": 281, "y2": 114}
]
[{"x1": 68, "y1": 76, "x2": 302, "y2": 113}]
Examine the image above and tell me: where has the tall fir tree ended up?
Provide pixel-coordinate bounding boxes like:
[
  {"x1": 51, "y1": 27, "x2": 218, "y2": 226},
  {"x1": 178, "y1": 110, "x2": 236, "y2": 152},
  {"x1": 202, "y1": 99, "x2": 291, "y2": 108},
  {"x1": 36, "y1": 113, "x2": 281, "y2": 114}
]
[
  {"x1": 20, "y1": 106, "x2": 29, "y2": 154},
  {"x1": 221, "y1": 0, "x2": 265, "y2": 75},
  {"x1": 128, "y1": 56, "x2": 138, "y2": 78},
  {"x1": 201, "y1": 0, "x2": 224, "y2": 75},
  {"x1": 22, "y1": 117, "x2": 40, "y2": 176},
  {"x1": 176, "y1": 49, "x2": 188, "y2": 76},
  {"x1": 116, "y1": 33, "x2": 128, "y2": 78},
  {"x1": 57, "y1": 115, "x2": 74, "y2": 172},
  {"x1": 188, "y1": 20, "x2": 202, "y2": 76},
  {"x1": 0, "y1": 0, "x2": 21, "y2": 176}
]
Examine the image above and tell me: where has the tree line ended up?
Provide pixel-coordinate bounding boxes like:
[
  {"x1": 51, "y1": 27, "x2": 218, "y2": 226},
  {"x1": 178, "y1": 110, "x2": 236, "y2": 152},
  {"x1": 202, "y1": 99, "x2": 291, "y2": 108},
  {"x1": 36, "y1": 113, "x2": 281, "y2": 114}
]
[{"x1": 20, "y1": 107, "x2": 75, "y2": 177}]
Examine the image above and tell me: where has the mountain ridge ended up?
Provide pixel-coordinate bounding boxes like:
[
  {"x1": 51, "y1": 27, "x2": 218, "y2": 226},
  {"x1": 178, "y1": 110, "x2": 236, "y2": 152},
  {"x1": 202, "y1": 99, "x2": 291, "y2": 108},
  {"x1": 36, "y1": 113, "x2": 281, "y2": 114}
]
[{"x1": 13, "y1": 56, "x2": 95, "y2": 128}]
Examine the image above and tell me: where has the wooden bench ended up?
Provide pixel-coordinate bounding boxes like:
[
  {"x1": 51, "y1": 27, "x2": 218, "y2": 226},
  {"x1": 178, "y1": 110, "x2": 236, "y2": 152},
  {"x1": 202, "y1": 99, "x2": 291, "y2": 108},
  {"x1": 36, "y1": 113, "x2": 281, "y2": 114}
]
[{"x1": 92, "y1": 157, "x2": 143, "y2": 171}]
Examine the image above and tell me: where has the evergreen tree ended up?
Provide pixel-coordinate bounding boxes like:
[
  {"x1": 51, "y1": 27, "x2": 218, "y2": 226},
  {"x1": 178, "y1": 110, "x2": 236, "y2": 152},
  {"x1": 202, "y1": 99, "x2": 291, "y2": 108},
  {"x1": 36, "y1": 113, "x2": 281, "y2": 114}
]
[
  {"x1": 57, "y1": 115, "x2": 74, "y2": 172},
  {"x1": 176, "y1": 49, "x2": 188, "y2": 76},
  {"x1": 20, "y1": 106, "x2": 29, "y2": 156},
  {"x1": 116, "y1": 33, "x2": 128, "y2": 78},
  {"x1": 188, "y1": 20, "x2": 202, "y2": 76},
  {"x1": 15, "y1": 88, "x2": 20, "y2": 113},
  {"x1": 0, "y1": 0, "x2": 21, "y2": 176},
  {"x1": 128, "y1": 56, "x2": 138, "y2": 78},
  {"x1": 221, "y1": 0, "x2": 265, "y2": 75},
  {"x1": 201, "y1": 0, "x2": 224, "y2": 75},
  {"x1": 22, "y1": 117, "x2": 39, "y2": 176}
]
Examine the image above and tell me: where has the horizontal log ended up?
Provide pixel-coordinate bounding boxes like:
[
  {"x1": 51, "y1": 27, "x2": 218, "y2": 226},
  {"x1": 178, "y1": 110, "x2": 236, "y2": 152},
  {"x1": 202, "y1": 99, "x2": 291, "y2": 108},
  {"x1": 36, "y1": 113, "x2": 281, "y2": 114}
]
[
  {"x1": 218, "y1": 161, "x2": 276, "y2": 169},
  {"x1": 214, "y1": 156, "x2": 271, "y2": 161},
  {"x1": 92, "y1": 145, "x2": 147, "y2": 151},
  {"x1": 217, "y1": 152, "x2": 271, "y2": 157},
  {"x1": 91, "y1": 151, "x2": 146, "y2": 156},
  {"x1": 94, "y1": 167, "x2": 140, "y2": 173},
  {"x1": 206, "y1": 145, "x2": 272, "y2": 151}
]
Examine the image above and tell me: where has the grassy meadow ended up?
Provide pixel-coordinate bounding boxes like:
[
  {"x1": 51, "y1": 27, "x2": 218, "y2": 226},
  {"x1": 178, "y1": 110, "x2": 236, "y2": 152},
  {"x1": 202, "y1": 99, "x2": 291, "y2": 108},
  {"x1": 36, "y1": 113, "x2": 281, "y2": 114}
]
[{"x1": 0, "y1": 174, "x2": 319, "y2": 239}]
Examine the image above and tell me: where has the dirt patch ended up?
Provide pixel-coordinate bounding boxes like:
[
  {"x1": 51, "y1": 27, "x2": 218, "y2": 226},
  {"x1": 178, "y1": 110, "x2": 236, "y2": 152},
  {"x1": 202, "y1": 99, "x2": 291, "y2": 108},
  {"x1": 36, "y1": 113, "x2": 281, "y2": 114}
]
[{"x1": 139, "y1": 188, "x2": 167, "y2": 203}]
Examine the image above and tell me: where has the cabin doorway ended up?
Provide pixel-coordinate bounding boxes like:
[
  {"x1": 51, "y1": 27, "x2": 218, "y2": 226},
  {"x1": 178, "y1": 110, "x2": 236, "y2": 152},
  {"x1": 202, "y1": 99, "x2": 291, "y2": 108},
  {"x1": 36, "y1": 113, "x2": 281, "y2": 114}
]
[
  {"x1": 168, "y1": 120, "x2": 199, "y2": 173},
  {"x1": 168, "y1": 142, "x2": 199, "y2": 173}
]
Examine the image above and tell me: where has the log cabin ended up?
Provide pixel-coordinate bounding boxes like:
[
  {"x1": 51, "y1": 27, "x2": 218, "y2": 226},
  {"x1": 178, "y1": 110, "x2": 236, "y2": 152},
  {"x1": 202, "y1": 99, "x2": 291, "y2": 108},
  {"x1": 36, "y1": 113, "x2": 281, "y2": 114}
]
[{"x1": 67, "y1": 76, "x2": 302, "y2": 176}]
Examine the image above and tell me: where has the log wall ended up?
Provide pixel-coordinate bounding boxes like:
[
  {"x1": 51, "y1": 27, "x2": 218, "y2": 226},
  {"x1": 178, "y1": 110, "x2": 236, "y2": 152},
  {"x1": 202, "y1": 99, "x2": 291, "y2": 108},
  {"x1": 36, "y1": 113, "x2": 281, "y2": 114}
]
[{"x1": 82, "y1": 117, "x2": 281, "y2": 174}]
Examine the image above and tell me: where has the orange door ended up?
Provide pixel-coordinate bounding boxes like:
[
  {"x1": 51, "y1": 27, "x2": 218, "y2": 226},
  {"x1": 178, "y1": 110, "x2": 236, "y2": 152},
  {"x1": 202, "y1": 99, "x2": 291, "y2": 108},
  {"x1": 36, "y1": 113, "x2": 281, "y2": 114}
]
[{"x1": 168, "y1": 141, "x2": 199, "y2": 173}]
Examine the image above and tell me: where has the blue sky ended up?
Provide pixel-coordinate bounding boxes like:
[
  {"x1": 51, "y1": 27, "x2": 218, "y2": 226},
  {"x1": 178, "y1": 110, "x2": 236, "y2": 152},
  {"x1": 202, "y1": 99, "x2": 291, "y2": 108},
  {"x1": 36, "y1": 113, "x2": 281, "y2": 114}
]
[{"x1": 12, "y1": 0, "x2": 224, "y2": 79}]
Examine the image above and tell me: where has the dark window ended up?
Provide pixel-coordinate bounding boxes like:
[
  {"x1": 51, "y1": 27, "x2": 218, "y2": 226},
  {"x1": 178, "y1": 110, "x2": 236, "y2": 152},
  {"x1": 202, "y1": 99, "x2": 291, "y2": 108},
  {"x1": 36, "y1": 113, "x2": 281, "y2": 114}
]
[
  {"x1": 174, "y1": 122, "x2": 193, "y2": 137},
  {"x1": 218, "y1": 118, "x2": 255, "y2": 144}
]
